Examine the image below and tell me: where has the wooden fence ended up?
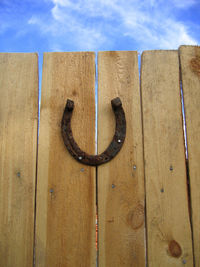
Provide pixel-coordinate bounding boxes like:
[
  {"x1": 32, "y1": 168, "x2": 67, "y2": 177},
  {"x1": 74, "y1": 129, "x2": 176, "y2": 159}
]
[{"x1": 0, "y1": 45, "x2": 200, "y2": 267}]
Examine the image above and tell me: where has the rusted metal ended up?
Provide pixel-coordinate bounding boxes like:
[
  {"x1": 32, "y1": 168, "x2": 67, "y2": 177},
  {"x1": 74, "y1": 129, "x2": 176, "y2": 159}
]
[{"x1": 61, "y1": 97, "x2": 126, "y2": 166}]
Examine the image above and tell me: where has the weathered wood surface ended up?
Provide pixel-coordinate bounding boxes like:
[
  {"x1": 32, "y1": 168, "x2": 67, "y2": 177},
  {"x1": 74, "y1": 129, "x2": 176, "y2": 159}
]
[
  {"x1": 0, "y1": 53, "x2": 38, "y2": 267},
  {"x1": 141, "y1": 50, "x2": 193, "y2": 266},
  {"x1": 1, "y1": 47, "x2": 199, "y2": 267},
  {"x1": 98, "y1": 51, "x2": 146, "y2": 267},
  {"x1": 179, "y1": 45, "x2": 200, "y2": 267},
  {"x1": 35, "y1": 52, "x2": 96, "y2": 267}
]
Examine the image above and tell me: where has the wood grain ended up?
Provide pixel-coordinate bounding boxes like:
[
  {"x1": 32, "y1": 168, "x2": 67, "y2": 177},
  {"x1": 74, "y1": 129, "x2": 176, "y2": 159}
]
[
  {"x1": 35, "y1": 52, "x2": 96, "y2": 267},
  {"x1": 0, "y1": 53, "x2": 38, "y2": 267},
  {"x1": 98, "y1": 51, "x2": 145, "y2": 267},
  {"x1": 141, "y1": 50, "x2": 193, "y2": 266},
  {"x1": 179, "y1": 45, "x2": 200, "y2": 267}
]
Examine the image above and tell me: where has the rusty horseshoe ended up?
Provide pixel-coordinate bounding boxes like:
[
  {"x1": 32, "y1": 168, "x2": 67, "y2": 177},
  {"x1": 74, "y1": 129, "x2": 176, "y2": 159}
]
[{"x1": 61, "y1": 97, "x2": 126, "y2": 166}]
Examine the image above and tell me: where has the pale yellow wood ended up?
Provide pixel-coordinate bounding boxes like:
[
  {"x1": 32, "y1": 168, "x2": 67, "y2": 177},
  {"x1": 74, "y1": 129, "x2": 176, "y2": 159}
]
[
  {"x1": 0, "y1": 53, "x2": 38, "y2": 267},
  {"x1": 98, "y1": 51, "x2": 145, "y2": 267},
  {"x1": 179, "y1": 45, "x2": 200, "y2": 267},
  {"x1": 141, "y1": 50, "x2": 193, "y2": 266},
  {"x1": 35, "y1": 52, "x2": 96, "y2": 267}
]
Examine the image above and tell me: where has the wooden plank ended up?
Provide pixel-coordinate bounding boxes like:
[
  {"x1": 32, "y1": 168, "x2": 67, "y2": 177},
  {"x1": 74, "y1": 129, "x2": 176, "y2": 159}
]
[
  {"x1": 0, "y1": 53, "x2": 38, "y2": 267},
  {"x1": 141, "y1": 50, "x2": 193, "y2": 266},
  {"x1": 98, "y1": 51, "x2": 145, "y2": 267},
  {"x1": 35, "y1": 52, "x2": 96, "y2": 267},
  {"x1": 179, "y1": 45, "x2": 200, "y2": 267}
]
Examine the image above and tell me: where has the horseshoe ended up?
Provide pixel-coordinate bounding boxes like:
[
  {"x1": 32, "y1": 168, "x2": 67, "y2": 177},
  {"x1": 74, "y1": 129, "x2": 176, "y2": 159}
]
[{"x1": 61, "y1": 97, "x2": 126, "y2": 166}]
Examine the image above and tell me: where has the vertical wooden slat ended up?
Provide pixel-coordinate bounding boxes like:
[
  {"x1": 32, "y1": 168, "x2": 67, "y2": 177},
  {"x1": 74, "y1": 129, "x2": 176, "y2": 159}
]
[
  {"x1": 35, "y1": 52, "x2": 96, "y2": 267},
  {"x1": 0, "y1": 53, "x2": 38, "y2": 267},
  {"x1": 179, "y1": 45, "x2": 200, "y2": 267},
  {"x1": 98, "y1": 51, "x2": 145, "y2": 267},
  {"x1": 141, "y1": 50, "x2": 193, "y2": 266}
]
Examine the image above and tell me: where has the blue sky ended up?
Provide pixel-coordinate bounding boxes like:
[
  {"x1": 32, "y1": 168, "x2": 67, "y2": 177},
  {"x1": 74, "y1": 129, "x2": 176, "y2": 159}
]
[
  {"x1": 1, "y1": 0, "x2": 199, "y2": 52},
  {"x1": 0, "y1": 0, "x2": 200, "y2": 82}
]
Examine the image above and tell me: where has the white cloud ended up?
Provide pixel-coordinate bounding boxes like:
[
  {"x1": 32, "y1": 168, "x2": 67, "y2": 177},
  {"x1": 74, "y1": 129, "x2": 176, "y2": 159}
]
[
  {"x1": 121, "y1": 12, "x2": 197, "y2": 50},
  {"x1": 28, "y1": 17, "x2": 39, "y2": 25},
  {"x1": 172, "y1": 0, "x2": 197, "y2": 8},
  {"x1": 28, "y1": 8, "x2": 107, "y2": 50},
  {"x1": 28, "y1": 0, "x2": 198, "y2": 51}
]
